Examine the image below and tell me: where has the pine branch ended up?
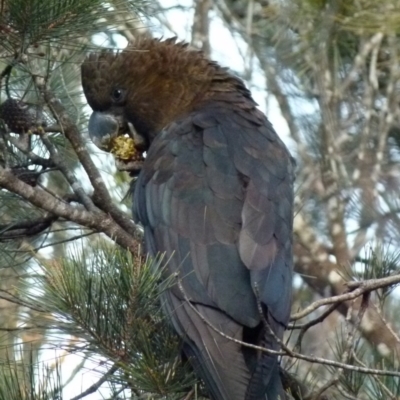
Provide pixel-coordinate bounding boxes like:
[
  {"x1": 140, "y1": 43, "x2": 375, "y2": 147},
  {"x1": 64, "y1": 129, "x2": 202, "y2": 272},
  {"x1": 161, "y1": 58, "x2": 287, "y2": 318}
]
[
  {"x1": 0, "y1": 166, "x2": 139, "y2": 253},
  {"x1": 70, "y1": 364, "x2": 118, "y2": 400},
  {"x1": 0, "y1": 214, "x2": 58, "y2": 239}
]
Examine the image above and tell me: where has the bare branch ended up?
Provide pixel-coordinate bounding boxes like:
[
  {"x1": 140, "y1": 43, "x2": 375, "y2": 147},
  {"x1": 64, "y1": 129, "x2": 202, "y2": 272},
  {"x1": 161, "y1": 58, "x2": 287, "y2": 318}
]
[
  {"x1": 338, "y1": 33, "x2": 384, "y2": 95},
  {"x1": 175, "y1": 272, "x2": 400, "y2": 378},
  {"x1": 70, "y1": 364, "x2": 118, "y2": 400},
  {"x1": 0, "y1": 166, "x2": 140, "y2": 253},
  {"x1": 0, "y1": 214, "x2": 58, "y2": 240},
  {"x1": 191, "y1": 0, "x2": 211, "y2": 56},
  {"x1": 291, "y1": 274, "x2": 400, "y2": 321},
  {"x1": 35, "y1": 81, "x2": 140, "y2": 241}
]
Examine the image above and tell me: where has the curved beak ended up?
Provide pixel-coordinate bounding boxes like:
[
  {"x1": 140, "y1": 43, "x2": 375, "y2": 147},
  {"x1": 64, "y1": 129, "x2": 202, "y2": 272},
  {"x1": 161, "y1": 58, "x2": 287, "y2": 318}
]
[
  {"x1": 87, "y1": 111, "x2": 145, "y2": 174},
  {"x1": 88, "y1": 111, "x2": 120, "y2": 151}
]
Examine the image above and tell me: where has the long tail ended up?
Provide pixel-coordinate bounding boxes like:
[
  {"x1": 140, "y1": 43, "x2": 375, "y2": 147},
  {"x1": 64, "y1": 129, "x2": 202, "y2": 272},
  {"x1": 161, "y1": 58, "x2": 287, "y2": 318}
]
[
  {"x1": 245, "y1": 317, "x2": 285, "y2": 400},
  {"x1": 165, "y1": 291, "x2": 252, "y2": 400},
  {"x1": 164, "y1": 290, "x2": 285, "y2": 400}
]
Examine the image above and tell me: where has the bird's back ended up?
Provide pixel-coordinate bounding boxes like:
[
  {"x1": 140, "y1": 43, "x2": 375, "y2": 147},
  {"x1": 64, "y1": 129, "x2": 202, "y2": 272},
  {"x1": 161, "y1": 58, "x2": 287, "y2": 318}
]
[{"x1": 133, "y1": 99, "x2": 294, "y2": 400}]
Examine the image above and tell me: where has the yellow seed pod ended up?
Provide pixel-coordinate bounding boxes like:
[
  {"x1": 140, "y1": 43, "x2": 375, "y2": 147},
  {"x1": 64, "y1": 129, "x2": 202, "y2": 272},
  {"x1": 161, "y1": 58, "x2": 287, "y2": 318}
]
[{"x1": 110, "y1": 136, "x2": 138, "y2": 161}]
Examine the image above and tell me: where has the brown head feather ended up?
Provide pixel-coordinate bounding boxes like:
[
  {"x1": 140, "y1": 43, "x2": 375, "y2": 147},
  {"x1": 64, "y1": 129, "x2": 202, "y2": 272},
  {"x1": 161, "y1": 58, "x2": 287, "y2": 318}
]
[{"x1": 82, "y1": 36, "x2": 255, "y2": 140}]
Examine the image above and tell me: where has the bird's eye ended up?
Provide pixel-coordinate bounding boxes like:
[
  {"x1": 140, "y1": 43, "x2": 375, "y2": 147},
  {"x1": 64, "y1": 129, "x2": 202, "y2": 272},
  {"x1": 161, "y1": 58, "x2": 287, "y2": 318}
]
[{"x1": 111, "y1": 88, "x2": 125, "y2": 103}]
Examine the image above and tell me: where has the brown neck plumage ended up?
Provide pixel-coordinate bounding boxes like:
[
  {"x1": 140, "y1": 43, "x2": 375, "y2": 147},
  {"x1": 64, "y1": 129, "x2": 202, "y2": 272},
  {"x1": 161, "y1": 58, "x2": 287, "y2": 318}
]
[{"x1": 120, "y1": 37, "x2": 256, "y2": 139}]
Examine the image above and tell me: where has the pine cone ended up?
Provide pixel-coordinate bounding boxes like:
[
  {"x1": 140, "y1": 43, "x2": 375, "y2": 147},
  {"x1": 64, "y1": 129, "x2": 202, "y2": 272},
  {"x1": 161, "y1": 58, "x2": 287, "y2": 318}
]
[{"x1": 0, "y1": 98, "x2": 45, "y2": 134}]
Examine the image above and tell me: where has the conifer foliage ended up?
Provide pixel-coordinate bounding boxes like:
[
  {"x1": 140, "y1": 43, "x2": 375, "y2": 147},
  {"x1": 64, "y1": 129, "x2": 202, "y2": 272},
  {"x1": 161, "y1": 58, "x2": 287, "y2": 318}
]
[{"x1": 1, "y1": 0, "x2": 400, "y2": 399}]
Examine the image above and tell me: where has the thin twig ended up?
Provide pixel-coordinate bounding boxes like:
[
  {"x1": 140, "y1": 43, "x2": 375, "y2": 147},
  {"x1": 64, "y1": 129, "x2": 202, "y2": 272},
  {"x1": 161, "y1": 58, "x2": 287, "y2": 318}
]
[
  {"x1": 175, "y1": 273, "x2": 400, "y2": 378},
  {"x1": 0, "y1": 165, "x2": 139, "y2": 253},
  {"x1": 70, "y1": 364, "x2": 118, "y2": 400},
  {"x1": 292, "y1": 303, "x2": 340, "y2": 355},
  {"x1": 338, "y1": 33, "x2": 384, "y2": 95},
  {"x1": 40, "y1": 131, "x2": 97, "y2": 211},
  {"x1": 0, "y1": 214, "x2": 58, "y2": 239},
  {"x1": 35, "y1": 81, "x2": 141, "y2": 241},
  {"x1": 291, "y1": 274, "x2": 400, "y2": 321}
]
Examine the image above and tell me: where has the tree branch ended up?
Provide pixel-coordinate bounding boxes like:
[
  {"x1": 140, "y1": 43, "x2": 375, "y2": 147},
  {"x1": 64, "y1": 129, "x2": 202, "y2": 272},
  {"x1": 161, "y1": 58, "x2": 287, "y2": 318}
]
[
  {"x1": 0, "y1": 166, "x2": 140, "y2": 253},
  {"x1": 175, "y1": 273, "x2": 400, "y2": 378},
  {"x1": 35, "y1": 81, "x2": 140, "y2": 241},
  {"x1": 291, "y1": 274, "x2": 400, "y2": 321}
]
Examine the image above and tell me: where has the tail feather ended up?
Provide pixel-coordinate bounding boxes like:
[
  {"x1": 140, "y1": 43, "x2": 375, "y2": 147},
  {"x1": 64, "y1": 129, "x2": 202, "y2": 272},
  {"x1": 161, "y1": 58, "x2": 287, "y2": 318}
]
[
  {"x1": 164, "y1": 291, "x2": 286, "y2": 400},
  {"x1": 245, "y1": 352, "x2": 283, "y2": 400},
  {"x1": 246, "y1": 317, "x2": 286, "y2": 400},
  {"x1": 165, "y1": 292, "x2": 251, "y2": 400}
]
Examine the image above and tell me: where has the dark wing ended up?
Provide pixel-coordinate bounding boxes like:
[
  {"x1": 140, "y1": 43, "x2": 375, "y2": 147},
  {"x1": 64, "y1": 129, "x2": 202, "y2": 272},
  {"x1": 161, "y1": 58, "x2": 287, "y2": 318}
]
[{"x1": 133, "y1": 102, "x2": 294, "y2": 400}]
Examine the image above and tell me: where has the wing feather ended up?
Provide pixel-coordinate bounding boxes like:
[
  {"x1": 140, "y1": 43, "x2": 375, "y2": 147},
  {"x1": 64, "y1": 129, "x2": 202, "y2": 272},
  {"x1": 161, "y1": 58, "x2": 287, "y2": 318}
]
[{"x1": 133, "y1": 102, "x2": 294, "y2": 399}]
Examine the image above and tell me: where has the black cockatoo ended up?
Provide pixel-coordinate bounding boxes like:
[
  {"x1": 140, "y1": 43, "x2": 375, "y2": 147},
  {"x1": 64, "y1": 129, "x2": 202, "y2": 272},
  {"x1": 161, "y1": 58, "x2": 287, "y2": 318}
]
[{"x1": 81, "y1": 37, "x2": 294, "y2": 400}]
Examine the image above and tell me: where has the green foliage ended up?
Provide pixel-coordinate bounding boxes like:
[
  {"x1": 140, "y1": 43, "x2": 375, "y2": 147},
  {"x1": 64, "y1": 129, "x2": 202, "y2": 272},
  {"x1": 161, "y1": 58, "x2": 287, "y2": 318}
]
[
  {"x1": 358, "y1": 245, "x2": 400, "y2": 302},
  {"x1": 2, "y1": 0, "x2": 400, "y2": 398},
  {"x1": 24, "y1": 244, "x2": 197, "y2": 398},
  {"x1": 2, "y1": 0, "x2": 147, "y2": 49},
  {"x1": 332, "y1": 328, "x2": 366, "y2": 397},
  {"x1": 0, "y1": 355, "x2": 63, "y2": 400}
]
